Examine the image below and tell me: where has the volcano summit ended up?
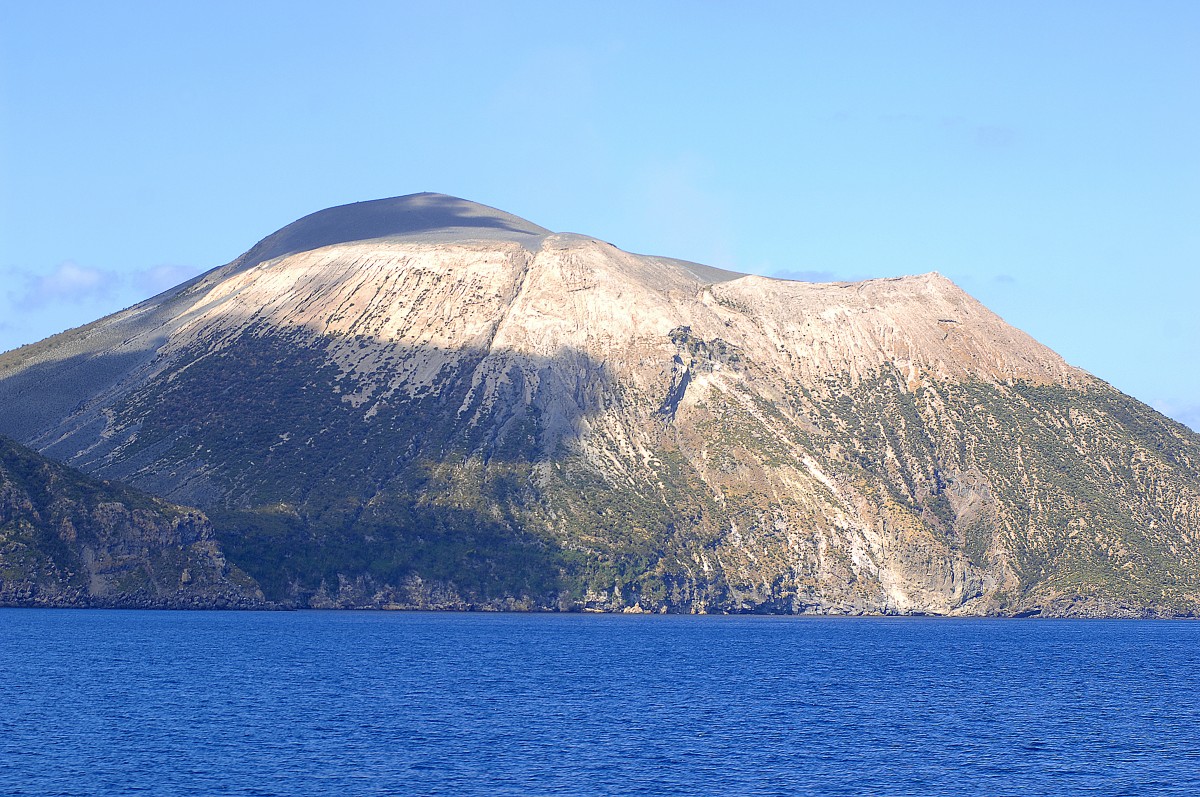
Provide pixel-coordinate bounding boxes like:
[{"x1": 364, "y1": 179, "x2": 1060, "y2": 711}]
[{"x1": 2, "y1": 193, "x2": 1198, "y2": 615}]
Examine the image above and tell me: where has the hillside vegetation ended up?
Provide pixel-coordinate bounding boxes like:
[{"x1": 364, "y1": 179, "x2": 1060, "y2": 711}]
[{"x1": 1, "y1": 193, "x2": 1196, "y2": 615}]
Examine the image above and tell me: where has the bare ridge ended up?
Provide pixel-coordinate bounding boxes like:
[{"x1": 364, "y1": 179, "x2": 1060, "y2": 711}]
[
  {"x1": 0, "y1": 195, "x2": 1197, "y2": 615},
  {"x1": 232, "y1": 193, "x2": 553, "y2": 273}
]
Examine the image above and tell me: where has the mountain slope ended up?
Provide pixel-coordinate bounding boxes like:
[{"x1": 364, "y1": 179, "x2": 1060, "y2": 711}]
[
  {"x1": 0, "y1": 436, "x2": 264, "y2": 608},
  {"x1": 1, "y1": 193, "x2": 1197, "y2": 615}
]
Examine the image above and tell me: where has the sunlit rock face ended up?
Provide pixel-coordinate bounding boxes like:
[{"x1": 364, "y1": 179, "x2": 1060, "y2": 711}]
[{"x1": 1, "y1": 193, "x2": 1198, "y2": 615}]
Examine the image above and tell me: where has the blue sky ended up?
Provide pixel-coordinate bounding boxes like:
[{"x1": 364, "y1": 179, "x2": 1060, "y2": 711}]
[{"x1": 2, "y1": 1, "x2": 1197, "y2": 430}]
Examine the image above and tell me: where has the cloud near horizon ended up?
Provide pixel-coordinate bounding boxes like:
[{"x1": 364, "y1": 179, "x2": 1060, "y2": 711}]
[
  {"x1": 767, "y1": 268, "x2": 861, "y2": 283},
  {"x1": 974, "y1": 124, "x2": 1018, "y2": 149},
  {"x1": 9, "y1": 261, "x2": 121, "y2": 306},
  {"x1": 1152, "y1": 400, "x2": 1200, "y2": 434},
  {"x1": 0, "y1": 261, "x2": 207, "y2": 353},
  {"x1": 4, "y1": 261, "x2": 205, "y2": 309},
  {"x1": 132, "y1": 263, "x2": 206, "y2": 296}
]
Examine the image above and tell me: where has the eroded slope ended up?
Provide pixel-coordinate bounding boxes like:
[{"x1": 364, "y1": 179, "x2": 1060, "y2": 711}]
[
  {"x1": 1, "y1": 193, "x2": 1197, "y2": 615},
  {"x1": 0, "y1": 437, "x2": 264, "y2": 608}
]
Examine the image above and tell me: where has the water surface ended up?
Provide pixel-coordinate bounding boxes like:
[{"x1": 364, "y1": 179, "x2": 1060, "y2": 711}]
[{"x1": 2, "y1": 610, "x2": 1197, "y2": 795}]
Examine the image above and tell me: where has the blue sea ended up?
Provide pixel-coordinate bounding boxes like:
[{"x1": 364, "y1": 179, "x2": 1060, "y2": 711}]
[{"x1": 1, "y1": 610, "x2": 1198, "y2": 796}]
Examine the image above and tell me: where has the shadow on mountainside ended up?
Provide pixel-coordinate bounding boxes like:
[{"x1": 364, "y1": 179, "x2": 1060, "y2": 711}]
[
  {"x1": 0, "y1": 435, "x2": 266, "y2": 609},
  {"x1": 5, "y1": 324, "x2": 1199, "y2": 614},
  {"x1": 0, "y1": 348, "x2": 159, "y2": 445},
  {"x1": 233, "y1": 193, "x2": 552, "y2": 273},
  {"x1": 0, "y1": 327, "x2": 700, "y2": 609}
]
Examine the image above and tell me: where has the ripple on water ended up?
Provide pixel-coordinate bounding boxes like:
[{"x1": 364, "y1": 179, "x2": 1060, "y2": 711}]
[{"x1": 2, "y1": 611, "x2": 1199, "y2": 796}]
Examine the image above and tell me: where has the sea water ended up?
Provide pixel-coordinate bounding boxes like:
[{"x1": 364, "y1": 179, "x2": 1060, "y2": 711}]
[{"x1": 1, "y1": 609, "x2": 1198, "y2": 796}]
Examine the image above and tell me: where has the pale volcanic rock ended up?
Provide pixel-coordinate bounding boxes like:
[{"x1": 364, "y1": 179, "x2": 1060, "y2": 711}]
[{"x1": 0, "y1": 193, "x2": 1197, "y2": 615}]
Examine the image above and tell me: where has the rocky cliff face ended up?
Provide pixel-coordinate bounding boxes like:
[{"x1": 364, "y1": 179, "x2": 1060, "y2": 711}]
[
  {"x1": 0, "y1": 436, "x2": 265, "y2": 608},
  {"x1": 1, "y1": 193, "x2": 1197, "y2": 615}
]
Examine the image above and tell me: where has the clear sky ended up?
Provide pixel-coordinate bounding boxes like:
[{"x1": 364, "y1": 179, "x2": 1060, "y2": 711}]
[{"x1": 2, "y1": 1, "x2": 1197, "y2": 430}]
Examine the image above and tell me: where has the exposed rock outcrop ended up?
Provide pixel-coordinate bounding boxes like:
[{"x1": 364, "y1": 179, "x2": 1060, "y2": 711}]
[
  {"x1": 0, "y1": 436, "x2": 265, "y2": 608},
  {"x1": 0, "y1": 193, "x2": 1196, "y2": 615}
]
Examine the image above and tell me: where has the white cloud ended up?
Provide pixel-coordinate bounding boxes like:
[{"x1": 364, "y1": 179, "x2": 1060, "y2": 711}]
[
  {"x1": 0, "y1": 260, "x2": 203, "y2": 353},
  {"x1": 627, "y1": 154, "x2": 736, "y2": 268},
  {"x1": 974, "y1": 125, "x2": 1018, "y2": 149},
  {"x1": 1152, "y1": 400, "x2": 1200, "y2": 434},
  {"x1": 768, "y1": 268, "x2": 857, "y2": 283},
  {"x1": 3, "y1": 260, "x2": 203, "y2": 310},
  {"x1": 132, "y1": 264, "x2": 205, "y2": 296},
  {"x1": 10, "y1": 261, "x2": 121, "y2": 306}
]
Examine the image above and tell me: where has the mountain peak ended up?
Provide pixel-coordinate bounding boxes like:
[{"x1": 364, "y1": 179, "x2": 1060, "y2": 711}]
[
  {"x1": 2, "y1": 194, "x2": 1198, "y2": 616},
  {"x1": 235, "y1": 193, "x2": 552, "y2": 272}
]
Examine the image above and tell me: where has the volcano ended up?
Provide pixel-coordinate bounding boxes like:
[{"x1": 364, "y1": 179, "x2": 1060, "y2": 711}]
[{"x1": 2, "y1": 193, "x2": 1197, "y2": 615}]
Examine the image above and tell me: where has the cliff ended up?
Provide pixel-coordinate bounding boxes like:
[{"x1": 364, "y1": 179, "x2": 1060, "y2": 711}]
[
  {"x1": 0, "y1": 436, "x2": 264, "y2": 608},
  {"x1": 1, "y1": 193, "x2": 1196, "y2": 615}
]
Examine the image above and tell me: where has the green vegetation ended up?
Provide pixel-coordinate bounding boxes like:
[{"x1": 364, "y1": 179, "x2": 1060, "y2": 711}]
[
  {"x1": 33, "y1": 322, "x2": 1200, "y2": 615},
  {"x1": 0, "y1": 436, "x2": 260, "y2": 607},
  {"x1": 788, "y1": 371, "x2": 1200, "y2": 611}
]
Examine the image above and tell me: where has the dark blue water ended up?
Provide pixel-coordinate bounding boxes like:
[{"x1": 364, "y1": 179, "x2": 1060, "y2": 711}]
[{"x1": 2, "y1": 611, "x2": 1198, "y2": 796}]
